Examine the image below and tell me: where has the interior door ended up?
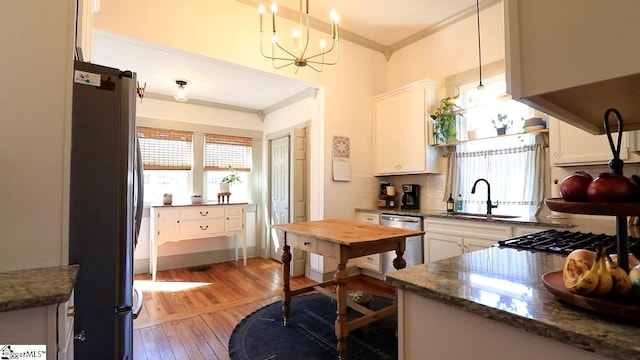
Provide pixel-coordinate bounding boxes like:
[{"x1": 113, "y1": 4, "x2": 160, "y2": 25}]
[{"x1": 270, "y1": 136, "x2": 290, "y2": 261}]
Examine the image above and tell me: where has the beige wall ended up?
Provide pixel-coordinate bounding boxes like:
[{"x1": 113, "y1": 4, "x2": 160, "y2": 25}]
[
  {"x1": 382, "y1": 2, "x2": 506, "y2": 210},
  {"x1": 93, "y1": 0, "x2": 389, "y2": 223},
  {"x1": 0, "y1": 0, "x2": 76, "y2": 271}
]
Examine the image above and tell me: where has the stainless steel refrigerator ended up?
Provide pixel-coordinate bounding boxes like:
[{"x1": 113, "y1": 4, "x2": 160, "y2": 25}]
[{"x1": 69, "y1": 61, "x2": 144, "y2": 360}]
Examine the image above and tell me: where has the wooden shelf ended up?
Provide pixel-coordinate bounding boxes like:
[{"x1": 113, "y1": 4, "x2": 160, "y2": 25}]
[{"x1": 432, "y1": 128, "x2": 548, "y2": 148}]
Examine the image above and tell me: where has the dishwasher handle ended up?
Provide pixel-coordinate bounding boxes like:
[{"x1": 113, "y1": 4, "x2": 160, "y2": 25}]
[{"x1": 380, "y1": 214, "x2": 421, "y2": 224}]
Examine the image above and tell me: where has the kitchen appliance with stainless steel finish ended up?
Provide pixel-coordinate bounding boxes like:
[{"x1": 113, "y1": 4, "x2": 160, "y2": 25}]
[
  {"x1": 69, "y1": 61, "x2": 144, "y2": 359},
  {"x1": 380, "y1": 214, "x2": 424, "y2": 275},
  {"x1": 401, "y1": 184, "x2": 420, "y2": 209}
]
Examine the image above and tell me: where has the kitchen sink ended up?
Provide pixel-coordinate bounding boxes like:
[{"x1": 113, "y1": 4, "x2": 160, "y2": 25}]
[{"x1": 438, "y1": 212, "x2": 520, "y2": 220}]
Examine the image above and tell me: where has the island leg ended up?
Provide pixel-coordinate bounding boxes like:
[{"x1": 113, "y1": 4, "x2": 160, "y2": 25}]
[
  {"x1": 281, "y1": 243, "x2": 292, "y2": 327},
  {"x1": 335, "y1": 260, "x2": 349, "y2": 359},
  {"x1": 392, "y1": 247, "x2": 407, "y2": 270}
]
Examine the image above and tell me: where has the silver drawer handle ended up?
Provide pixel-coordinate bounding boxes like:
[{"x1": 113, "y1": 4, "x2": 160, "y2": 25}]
[
  {"x1": 200, "y1": 211, "x2": 208, "y2": 216},
  {"x1": 200, "y1": 225, "x2": 209, "y2": 230}
]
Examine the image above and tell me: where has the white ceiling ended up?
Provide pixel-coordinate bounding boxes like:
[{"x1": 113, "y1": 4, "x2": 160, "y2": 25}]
[{"x1": 91, "y1": 0, "x2": 481, "y2": 112}]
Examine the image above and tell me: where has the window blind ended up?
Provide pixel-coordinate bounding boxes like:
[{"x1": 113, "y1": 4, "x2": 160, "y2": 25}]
[
  {"x1": 137, "y1": 127, "x2": 193, "y2": 170},
  {"x1": 204, "y1": 133, "x2": 252, "y2": 172}
]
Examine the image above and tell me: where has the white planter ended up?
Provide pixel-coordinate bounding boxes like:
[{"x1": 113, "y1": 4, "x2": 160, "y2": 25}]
[{"x1": 219, "y1": 183, "x2": 230, "y2": 193}]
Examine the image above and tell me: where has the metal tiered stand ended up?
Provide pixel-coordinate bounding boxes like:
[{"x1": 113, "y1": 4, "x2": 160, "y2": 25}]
[{"x1": 545, "y1": 108, "x2": 634, "y2": 272}]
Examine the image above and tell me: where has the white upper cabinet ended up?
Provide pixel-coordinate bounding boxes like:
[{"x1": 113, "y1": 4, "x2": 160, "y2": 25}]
[
  {"x1": 505, "y1": 0, "x2": 640, "y2": 135},
  {"x1": 373, "y1": 79, "x2": 440, "y2": 176},
  {"x1": 549, "y1": 116, "x2": 630, "y2": 166}
]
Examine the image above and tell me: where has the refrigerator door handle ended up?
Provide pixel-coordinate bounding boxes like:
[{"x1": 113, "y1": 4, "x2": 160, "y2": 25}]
[
  {"x1": 134, "y1": 138, "x2": 144, "y2": 246},
  {"x1": 132, "y1": 285, "x2": 144, "y2": 319}
]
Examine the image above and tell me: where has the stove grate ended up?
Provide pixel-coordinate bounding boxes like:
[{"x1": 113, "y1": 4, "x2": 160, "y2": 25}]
[{"x1": 498, "y1": 229, "x2": 640, "y2": 257}]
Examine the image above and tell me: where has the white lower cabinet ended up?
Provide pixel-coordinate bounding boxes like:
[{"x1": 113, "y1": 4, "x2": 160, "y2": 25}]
[
  {"x1": 150, "y1": 204, "x2": 247, "y2": 280},
  {"x1": 425, "y1": 219, "x2": 513, "y2": 262},
  {"x1": 0, "y1": 291, "x2": 75, "y2": 360},
  {"x1": 356, "y1": 212, "x2": 381, "y2": 273}
]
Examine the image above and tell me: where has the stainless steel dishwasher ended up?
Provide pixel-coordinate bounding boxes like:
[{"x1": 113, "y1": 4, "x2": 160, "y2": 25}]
[{"x1": 380, "y1": 213, "x2": 424, "y2": 275}]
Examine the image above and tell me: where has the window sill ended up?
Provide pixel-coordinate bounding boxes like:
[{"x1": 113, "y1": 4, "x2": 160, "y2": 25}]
[{"x1": 432, "y1": 128, "x2": 548, "y2": 148}]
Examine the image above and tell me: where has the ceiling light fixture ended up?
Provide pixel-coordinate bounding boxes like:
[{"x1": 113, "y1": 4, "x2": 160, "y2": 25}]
[
  {"x1": 174, "y1": 79, "x2": 189, "y2": 102},
  {"x1": 258, "y1": 1, "x2": 340, "y2": 73},
  {"x1": 476, "y1": 0, "x2": 484, "y2": 91}
]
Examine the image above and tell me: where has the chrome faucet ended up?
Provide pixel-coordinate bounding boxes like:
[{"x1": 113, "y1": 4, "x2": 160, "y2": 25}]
[{"x1": 471, "y1": 178, "x2": 498, "y2": 215}]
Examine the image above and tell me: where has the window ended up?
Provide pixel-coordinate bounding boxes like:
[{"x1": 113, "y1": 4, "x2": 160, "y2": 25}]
[
  {"x1": 137, "y1": 127, "x2": 193, "y2": 204},
  {"x1": 204, "y1": 133, "x2": 253, "y2": 202},
  {"x1": 137, "y1": 127, "x2": 255, "y2": 205},
  {"x1": 447, "y1": 74, "x2": 546, "y2": 217}
]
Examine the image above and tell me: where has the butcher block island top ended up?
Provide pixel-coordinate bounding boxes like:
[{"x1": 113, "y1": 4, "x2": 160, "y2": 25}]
[
  {"x1": 273, "y1": 219, "x2": 424, "y2": 359},
  {"x1": 273, "y1": 218, "x2": 424, "y2": 249}
]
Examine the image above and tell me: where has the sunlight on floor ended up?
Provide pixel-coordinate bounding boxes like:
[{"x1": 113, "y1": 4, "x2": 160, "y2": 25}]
[{"x1": 134, "y1": 280, "x2": 211, "y2": 292}]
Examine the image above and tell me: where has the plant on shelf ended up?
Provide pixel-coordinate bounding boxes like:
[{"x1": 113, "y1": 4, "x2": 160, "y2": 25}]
[
  {"x1": 430, "y1": 95, "x2": 461, "y2": 144},
  {"x1": 491, "y1": 113, "x2": 513, "y2": 135},
  {"x1": 219, "y1": 166, "x2": 241, "y2": 193},
  {"x1": 162, "y1": 193, "x2": 172, "y2": 205}
]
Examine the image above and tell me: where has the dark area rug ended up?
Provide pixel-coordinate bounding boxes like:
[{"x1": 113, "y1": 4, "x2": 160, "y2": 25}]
[{"x1": 229, "y1": 293, "x2": 397, "y2": 360}]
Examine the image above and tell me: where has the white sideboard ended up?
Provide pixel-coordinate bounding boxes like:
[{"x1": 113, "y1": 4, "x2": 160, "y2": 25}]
[{"x1": 149, "y1": 204, "x2": 246, "y2": 281}]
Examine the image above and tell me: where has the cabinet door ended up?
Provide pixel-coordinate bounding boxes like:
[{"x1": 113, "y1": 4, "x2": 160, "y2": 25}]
[
  {"x1": 373, "y1": 80, "x2": 439, "y2": 175},
  {"x1": 549, "y1": 117, "x2": 628, "y2": 165},
  {"x1": 156, "y1": 208, "x2": 180, "y2": 240},
  {"x1": 426, "y1": 233, "x2": 462, "y2": 263},
  {"x1": 463, "y1": 237, "x2": 496, "y2": 254},
  {"x1": 374, "y1": 96, "x2": 402, "y2": 174},
  {"x1": 225, "y1": 205, "x2": 245, "y2": 232},
  {"x1": 395, "y1": 86, "x2": 427, "y2": 173}
]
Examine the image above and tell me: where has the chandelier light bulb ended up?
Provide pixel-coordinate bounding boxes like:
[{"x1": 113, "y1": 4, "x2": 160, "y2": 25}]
[
  {"x1": 319, "y1": 39, "x2": 326, "y2": 49},
  {"x1": 271, "y1": 34, "x2": 278, "y2": 43},
  {"x1": 330, "y1": 10, "x2": 339, "y2": 23},
  {"x1": 270, "y1": 2, "x2": 277, "y2": 13},
  {"x1": 292, "y1": 29, "x2": 300, "y2": 39}
]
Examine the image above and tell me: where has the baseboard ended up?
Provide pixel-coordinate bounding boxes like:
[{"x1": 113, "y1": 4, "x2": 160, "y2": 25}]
[{"x1": 134, "y1": 247, "x2": 257, "y2": 275}]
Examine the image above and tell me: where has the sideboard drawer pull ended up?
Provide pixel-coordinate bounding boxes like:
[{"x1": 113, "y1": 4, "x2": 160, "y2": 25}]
[
  {"x1": 200, "y1": 211, "x2": 209, "y2": 216},
  {"x1": 200, "y1": 225, "x2": 209, "y2": 230}
]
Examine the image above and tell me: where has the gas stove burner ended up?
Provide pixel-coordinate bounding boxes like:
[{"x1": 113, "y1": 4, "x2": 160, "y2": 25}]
[{"x1": 498, "y1": 229, "x2": 640, "y2": 257}]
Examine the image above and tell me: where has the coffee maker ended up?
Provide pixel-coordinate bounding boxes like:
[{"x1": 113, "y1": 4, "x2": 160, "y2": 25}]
[{"x1": 401, "y1": 184, "x2": 420, "y2": 209}]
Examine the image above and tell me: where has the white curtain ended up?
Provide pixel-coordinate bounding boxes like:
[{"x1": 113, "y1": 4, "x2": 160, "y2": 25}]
[{"x1": 447, "y1": 142, "x2": 546, "y2": 213}]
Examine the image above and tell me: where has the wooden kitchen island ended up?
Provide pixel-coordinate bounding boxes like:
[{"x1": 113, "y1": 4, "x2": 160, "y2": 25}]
[{"x1": 273, "y1": 218, "x2": 424, "y2": 360}]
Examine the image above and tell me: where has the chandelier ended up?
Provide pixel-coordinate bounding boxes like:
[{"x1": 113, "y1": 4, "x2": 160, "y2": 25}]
[{"x1": 258, "y1": 1, "x2": 340, "y2": 72}]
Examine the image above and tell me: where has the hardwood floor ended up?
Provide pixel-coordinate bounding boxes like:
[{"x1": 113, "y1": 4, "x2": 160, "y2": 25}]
[{"x1": 133, "y1": 257, "x2": 396, "y2": 360}]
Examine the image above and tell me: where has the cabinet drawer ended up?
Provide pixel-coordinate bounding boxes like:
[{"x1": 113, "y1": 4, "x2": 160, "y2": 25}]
[
  {"x1": 181, "y1": 206, "x2": 225, "y2": 220},
  {"x1": 180, "y1": 219, "x2": 225, "y2": 237},
  {"x1": 288, "y1": 235, "x2": 317, "y2": 253}
]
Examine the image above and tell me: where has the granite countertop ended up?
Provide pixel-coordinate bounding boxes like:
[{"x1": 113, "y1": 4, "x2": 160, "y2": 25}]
[
  {"x1": 385, "y1": 247, "x2": 640, "y2": 359},
  {"x1": 0, "y1": 264, "x2": 79, "y2": 312},
  {"x1": 356, "y1": 207, "x2": 577, "y2": 228}
]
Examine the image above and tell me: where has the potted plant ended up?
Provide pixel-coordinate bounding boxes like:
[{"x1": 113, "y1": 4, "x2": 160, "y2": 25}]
[
  {"x1": 219, "y1": 166, "x2": 241, "y2": 193},
  {"x1": 430, "y1": 95, "x2": 461, "y2": 144},
  {"x1": 162, "y1": 193, "x2": 173, "y2": 205},
  {"x1": 492, "y1": 113, "x2": 513, "y2": 135}
]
